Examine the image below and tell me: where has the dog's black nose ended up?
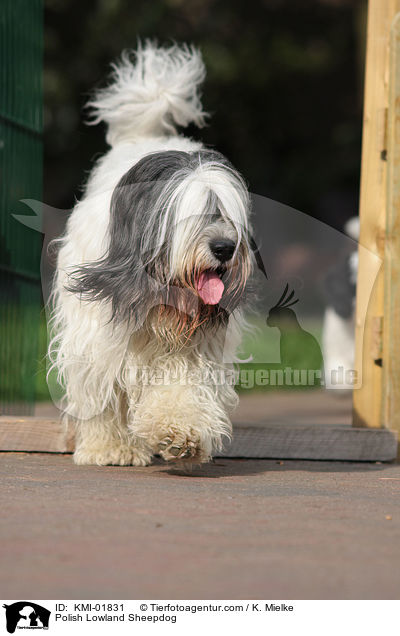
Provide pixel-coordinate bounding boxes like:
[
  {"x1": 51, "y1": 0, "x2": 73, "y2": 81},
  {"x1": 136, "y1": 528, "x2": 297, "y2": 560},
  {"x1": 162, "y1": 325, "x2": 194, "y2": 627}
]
[{"x1": 210, "y1": 239, "x2": 236, "y2": 263}]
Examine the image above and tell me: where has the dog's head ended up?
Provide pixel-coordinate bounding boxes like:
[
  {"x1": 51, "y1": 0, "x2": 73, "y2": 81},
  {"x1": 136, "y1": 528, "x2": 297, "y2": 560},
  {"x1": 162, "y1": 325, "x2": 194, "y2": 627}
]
[{"x1": 67, "y1": 149, "x2": 257, "y2": 337}]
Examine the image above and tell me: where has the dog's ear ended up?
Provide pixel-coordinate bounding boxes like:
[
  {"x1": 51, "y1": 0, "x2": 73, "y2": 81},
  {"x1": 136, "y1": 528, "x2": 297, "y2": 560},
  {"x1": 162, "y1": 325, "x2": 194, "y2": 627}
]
[
  {"x1": 65, "y1": 173, "x2": 167, "y2": 324},
  {"x1": 65, "y1": 152, "x2": 196, "y2": 322},
  {"x1": 65, "y1": 252, "x2": 159, "y2": 325},
  {"x1": 249, "y1": 235, "x2": 268, "y2": 279}
]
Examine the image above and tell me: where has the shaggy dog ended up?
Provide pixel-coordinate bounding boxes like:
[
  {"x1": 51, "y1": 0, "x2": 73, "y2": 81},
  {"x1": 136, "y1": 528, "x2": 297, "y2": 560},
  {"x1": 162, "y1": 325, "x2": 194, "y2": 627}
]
[
  {"x1": 50, "y1": 42, "x2": 256, "y2": 466},
  {"x1": 322, "y1": 216, "x2": 359, "y2": 389}
]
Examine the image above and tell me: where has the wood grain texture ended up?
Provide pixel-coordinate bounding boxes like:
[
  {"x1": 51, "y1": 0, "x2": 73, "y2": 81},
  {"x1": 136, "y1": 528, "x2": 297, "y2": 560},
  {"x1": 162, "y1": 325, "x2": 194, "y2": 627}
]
[
  {"x1": 0, "y1": 417, "x2": 397, "y2": 461},
  {"x1": 383, "y1": 12, "x2": 400, "y2": 433},
  {"x1": 353, "y1": 0, "x2": 400, "y2": 428},
  {"x1": 0, "y1": 417, "x2": 74, "y2": 453},
  {"x1": 221, "y1": 423, "x2": 397, "y2": 461}
]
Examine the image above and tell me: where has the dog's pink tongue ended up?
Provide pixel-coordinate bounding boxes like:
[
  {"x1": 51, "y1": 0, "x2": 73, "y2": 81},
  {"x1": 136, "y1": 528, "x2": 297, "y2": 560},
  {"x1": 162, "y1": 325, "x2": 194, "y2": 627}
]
[{"x1": 196, "y1": 271, "x2": 224, "y2": 305}]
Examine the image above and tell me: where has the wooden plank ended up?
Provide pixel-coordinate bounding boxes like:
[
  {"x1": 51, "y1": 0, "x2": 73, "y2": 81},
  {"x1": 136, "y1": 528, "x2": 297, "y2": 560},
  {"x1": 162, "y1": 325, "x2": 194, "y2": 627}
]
[
  {"x1": 0, "y1": 417, "x2": 74, "y2": 453},
  {"x1": 222, "y1": 423, "x2": 398, "y2": 462},
  {"x1": 383, "y1": 12, "x2": 400, "y2": 434},
  {"x1": 0, "y1": 417, "x2": 397, "y2": 461},
  {"x1": 353, "y1": 0, "x2": 400, "y2": 428}
]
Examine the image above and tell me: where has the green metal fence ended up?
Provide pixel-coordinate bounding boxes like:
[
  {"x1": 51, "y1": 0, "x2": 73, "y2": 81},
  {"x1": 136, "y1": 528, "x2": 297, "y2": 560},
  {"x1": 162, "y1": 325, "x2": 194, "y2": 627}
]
[{"x1": 0, "y1": 0, "x2": 43, "y2": 414}]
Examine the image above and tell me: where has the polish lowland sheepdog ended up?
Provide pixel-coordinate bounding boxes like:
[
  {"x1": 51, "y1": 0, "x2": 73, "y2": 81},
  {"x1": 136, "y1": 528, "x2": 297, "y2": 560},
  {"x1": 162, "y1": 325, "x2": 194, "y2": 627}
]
[
  {"x1": 322, "y1": 216, "x2": 359, "y2": 388},
  {"x1": 50, "y1": 42, "x2": 258, "y2": 466}
]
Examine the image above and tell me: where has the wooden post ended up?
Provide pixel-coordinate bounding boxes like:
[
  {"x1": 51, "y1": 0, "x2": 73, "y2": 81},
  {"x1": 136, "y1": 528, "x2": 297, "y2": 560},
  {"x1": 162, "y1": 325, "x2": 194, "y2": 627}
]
[
  {"x1": 382, "y1": 13, "x2": 400, "y2": 433},
  {"x1": 353, "y1": 0, "x2": 400, "y2": 429}
]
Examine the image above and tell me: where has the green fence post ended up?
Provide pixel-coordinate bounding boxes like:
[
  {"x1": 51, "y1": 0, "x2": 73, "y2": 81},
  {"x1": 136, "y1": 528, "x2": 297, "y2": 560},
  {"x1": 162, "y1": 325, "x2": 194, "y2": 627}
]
[{"x1": 0, "y1": 0, "x2": 43, "y2": 414}]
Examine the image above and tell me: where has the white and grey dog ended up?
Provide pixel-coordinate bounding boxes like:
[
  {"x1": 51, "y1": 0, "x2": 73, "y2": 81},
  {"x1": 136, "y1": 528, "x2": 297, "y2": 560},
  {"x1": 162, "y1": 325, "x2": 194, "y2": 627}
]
[{"x1": 50, "y1": 42, "x2": 257, "y2": 466}]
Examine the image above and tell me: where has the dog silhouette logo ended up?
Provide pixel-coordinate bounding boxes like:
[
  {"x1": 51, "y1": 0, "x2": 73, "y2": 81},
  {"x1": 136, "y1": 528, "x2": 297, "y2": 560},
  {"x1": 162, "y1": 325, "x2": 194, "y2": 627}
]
[{"x1": 2, "y1": 602, "x2": 50, "y2": 633}]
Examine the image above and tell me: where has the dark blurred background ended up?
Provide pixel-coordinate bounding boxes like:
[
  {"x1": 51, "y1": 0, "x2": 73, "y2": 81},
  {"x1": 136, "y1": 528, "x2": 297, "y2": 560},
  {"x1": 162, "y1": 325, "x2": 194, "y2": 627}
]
[{"x1": 44, "y1": 0, "x2": 366, "y2": 231}]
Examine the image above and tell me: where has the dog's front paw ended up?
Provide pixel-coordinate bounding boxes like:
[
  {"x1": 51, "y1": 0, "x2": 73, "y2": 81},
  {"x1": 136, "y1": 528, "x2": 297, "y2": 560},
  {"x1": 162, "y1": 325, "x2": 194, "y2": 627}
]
[
  {"x1": 157, "y1": 430, "x2": 210, "y2": 464},
  {"x1": 74, "y1": 443, "x2": 152, "y2": 466}
]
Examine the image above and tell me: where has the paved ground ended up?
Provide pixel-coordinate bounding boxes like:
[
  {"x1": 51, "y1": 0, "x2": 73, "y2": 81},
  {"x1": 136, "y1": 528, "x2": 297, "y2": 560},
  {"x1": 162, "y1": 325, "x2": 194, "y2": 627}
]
[
  {"x1": 234, "y1": 390, "x2": 353, "y2": 425},
  {"x1": 35, "y1": 390, "x2": 354, "y2": 426},
  {"x1": 1, "y1": 452, "x2": 399, "y2": 600}
]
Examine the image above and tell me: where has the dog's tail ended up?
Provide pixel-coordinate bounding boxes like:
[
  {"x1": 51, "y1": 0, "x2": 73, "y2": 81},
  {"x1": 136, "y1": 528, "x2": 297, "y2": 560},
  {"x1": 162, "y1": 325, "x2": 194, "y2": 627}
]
[{"x1": 86, "y1": 41, "x2": 208, "y2": 146}]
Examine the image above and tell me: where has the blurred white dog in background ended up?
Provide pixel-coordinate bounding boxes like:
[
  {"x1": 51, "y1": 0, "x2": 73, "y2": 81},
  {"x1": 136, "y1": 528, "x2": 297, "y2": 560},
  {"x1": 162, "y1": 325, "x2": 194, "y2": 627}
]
[{"x1": 322, "y1": 216, "x2": 359, "y2": 389}]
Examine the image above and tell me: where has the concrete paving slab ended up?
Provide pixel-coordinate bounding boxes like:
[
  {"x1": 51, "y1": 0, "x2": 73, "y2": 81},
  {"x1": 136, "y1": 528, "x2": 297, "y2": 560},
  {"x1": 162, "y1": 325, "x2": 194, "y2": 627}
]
[{"x1": 1, "y1": 452, "x2": 399, "y2": 600}]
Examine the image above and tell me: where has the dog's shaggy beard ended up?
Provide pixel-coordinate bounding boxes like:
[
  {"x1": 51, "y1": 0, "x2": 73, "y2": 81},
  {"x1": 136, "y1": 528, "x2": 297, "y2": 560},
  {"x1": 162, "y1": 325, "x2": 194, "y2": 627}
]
[{"x1": 66, "y1": 149, "x2": 252, "y2": 344}]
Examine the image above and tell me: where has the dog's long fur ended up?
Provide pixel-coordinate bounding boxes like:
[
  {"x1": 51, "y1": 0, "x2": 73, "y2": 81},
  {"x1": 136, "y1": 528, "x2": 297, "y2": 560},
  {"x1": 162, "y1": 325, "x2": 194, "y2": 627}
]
[{"x1": 50, "y1": 42, "x2": 254, "y2": 466}]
